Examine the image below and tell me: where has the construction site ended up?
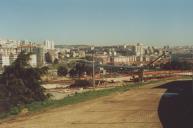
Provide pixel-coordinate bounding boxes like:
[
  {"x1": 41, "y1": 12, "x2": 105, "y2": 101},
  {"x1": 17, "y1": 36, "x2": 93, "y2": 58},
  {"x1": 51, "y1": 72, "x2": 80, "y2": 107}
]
[{"x1": 0, "y1": 49, "x2": 192, "y2": 128}]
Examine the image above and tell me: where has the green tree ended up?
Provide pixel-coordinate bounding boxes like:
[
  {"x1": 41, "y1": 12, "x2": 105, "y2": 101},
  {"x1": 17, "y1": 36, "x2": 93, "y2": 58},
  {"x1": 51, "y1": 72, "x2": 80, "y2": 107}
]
[
  {"x1": 45, "y1": 52, "x2": 53, "y2": 63},
  {"x1": 58, "y1": 52, "x2": 63, "y2": 60},
  {"x1": 53, "y1": 58, "x2": 59, "y2": 64},
  {"x1": 38, "y1": 66, "x2": 49, "y2": 75},
  {"x1": 0, "y1": 51, "x2": 47, "y2": 108},
  {"x1": 160, "y1": 61, "x2": 192, "y2": 70},
  {"x1": 69, "y1": 68, "x2": 77, "y2": 77},
  {"x1": 57, "y1": 66, "x2": 68, "y2": 76},
  {"x1": 69, "y1": 62, "x2": 94, "y2": 78}
]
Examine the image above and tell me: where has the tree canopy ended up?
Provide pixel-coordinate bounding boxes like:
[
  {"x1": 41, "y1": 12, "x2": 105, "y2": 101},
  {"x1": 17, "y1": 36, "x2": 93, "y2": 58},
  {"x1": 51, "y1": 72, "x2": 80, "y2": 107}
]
[
  {"x1": 69, "y1": 62, "x2": 97, "y2": 77},
  {"x1": 160, "y1": 61, "x2": 192, "y2": 70},
  {"x1": 57, "y1": 66, "x2": 68, "y2": 76},
  {"x1": 45, "y1": 52, "x2": 53, "y2": 64},
  {"x1": 0, "y1": 52, "x2": 48, "y2": 109}
]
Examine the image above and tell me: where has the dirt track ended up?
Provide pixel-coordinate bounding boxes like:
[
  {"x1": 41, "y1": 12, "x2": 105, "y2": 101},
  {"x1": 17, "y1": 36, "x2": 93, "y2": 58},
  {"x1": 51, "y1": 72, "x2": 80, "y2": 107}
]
[{"x1": 0, "y1": 80, "x2": 176, "y2": 128}]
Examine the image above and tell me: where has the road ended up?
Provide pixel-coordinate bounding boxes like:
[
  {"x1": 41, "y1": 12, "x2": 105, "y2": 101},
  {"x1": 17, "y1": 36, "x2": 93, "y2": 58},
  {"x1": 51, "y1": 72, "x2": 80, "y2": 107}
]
[{"x1": 0, "y1": 79, "x2": 191, "y2": 128}]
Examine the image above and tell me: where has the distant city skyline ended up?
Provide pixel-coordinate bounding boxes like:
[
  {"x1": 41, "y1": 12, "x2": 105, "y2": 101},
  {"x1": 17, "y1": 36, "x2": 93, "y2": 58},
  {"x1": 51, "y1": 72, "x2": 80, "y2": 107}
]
[{"x1": 0, "y1": 0, "x2": 193, "y2": 46}]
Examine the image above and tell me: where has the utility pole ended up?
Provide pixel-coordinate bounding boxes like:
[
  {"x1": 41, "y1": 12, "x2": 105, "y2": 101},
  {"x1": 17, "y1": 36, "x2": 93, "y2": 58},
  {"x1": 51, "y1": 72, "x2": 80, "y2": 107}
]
[
  {"x1": 140, "y1": 68, "x2": 144, "y2": 86},
  {"x1": 191, "y1": 49, "x2": 193, "y2": 96},
  {"x1": 192, "y1": 62, "x2": 193, "y2": 96},
  {"x1": 91, "y1": 46, "x2": 95, "y2": 88}
]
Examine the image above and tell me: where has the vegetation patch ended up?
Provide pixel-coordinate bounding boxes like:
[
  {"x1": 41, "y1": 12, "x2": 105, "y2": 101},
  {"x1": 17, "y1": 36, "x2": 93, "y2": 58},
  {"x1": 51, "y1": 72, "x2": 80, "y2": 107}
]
[
  {"x1": 0, "y1": 82, "x2": 138, "y2": 119},
  {"x1": 26, "y1": 83, "x2": 137, "y2": 112},
  {"x1": 0, "y1": 76, "x2": 190, "y2": 120},
  {"x1": 0, "y1": 52, "x2": 48, "y2": 118}
]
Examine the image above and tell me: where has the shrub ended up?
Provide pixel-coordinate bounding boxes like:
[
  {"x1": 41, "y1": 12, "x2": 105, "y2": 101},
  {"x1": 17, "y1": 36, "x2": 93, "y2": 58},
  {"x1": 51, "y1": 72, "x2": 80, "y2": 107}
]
[
  {"x1": 70, "y1": 80, "x2": 92, "y2": 88},
  {"x1": 57, "y1": 66, "x2": 68, "y2": 76}
]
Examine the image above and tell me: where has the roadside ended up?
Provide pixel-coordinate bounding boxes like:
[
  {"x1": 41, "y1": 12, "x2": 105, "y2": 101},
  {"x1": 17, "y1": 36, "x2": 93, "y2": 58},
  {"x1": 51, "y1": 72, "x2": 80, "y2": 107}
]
[
  {"x1": 0, "y1": 76, "x2": 189, "y2": 122},
  {"x1": 0, "y1": 77, "x2": 186, "y2": 128}
]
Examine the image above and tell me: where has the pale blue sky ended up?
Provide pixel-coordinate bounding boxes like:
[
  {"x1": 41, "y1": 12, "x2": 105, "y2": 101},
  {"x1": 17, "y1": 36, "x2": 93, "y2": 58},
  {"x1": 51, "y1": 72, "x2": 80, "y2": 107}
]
[{"x1": 0, "y1": 0, "x2": 193, "y2": 46}]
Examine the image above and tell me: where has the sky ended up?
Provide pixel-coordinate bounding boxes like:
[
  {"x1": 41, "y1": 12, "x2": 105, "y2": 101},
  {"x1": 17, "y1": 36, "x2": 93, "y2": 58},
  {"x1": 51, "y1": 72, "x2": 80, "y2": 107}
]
[{"x1": 0, "y1": 0, "x2": 193, "y2": 46}]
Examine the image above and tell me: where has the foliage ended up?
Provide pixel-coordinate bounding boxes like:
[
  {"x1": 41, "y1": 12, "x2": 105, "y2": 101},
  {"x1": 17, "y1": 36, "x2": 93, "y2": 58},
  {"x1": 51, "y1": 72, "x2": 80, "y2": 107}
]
[
  {"x1": 69, "y1": 62, "x2": 94, "y2": 77},
  {"x1": 9, "y1": 106, "x2": 21, "y2": 115},
  {"x1": 45, "y1": 52, "x2": 53, "y2": 63},
  {"x1": 22, "y1": 82, "x2": 137, "y2": 113},
  {"x1": 85, "y1": 56, "x2": 93, "y2": 61},
  {"x1": 0, "y1": 51, "x2": 47, "y2": 109},
  {"x1": 0, "y1": 78, "x2": 184, "y2": 119},
  {"x1": 67, "y1": 60, "x2": 76, "y2": 69},
  {"x1": 58, "y1": 52, "x2": 63, "y2": 60},
  {"x1": 85, "y1": 56, "x2": 103, "y2": 64},
  {"x1": 57, "y1": 66, "x2": 68, "y2": 76},
  {"x1": 70, "y1": 80, "x2": 92, "y2": 88},
  {"x1": 160, "y1": 61, "x2": 192, "y2": 70},
  {"x1": 38, "y1": 66, "x2": 49, "y2": 75},
  {"x1": 53, "y1": 58, "x2": 59, "y2": 64},
  {"x1": 69, "y1": 68, "x2": 77, "y2": 77}
]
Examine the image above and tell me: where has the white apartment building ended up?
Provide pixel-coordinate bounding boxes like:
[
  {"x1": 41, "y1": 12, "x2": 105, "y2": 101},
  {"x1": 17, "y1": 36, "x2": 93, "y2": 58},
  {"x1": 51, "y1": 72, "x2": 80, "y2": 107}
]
[
  {"x1": 134, "y1": 43, "x2": 144, "y2": 56},
  {"x1": 44, "y1": 40, "x2": 55, "y2": 50},
  {"x1": 29, "y1": 54, "x2": 37, "y2": 67},
  {"x1": 0, "y1": 53, "x2": 37, "y2": 68},
  {"x1": 0, "y1": 54, "x2": 10, "y2": 67},
  {"x1": 112, "y1": 56, "x2": 137, "y2": 65}
]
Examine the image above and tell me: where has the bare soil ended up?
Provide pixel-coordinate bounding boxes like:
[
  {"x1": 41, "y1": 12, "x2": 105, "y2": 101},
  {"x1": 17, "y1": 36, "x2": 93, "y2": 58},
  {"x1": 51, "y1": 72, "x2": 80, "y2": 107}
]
[{"x1": 0, "y1": 79, "x2": 188, "y2": 128}]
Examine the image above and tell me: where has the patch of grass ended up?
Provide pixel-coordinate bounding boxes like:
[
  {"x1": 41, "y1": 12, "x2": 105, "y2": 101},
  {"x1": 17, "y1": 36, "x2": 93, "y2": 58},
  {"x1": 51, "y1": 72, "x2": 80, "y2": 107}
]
[
  {"x1": 26, "y1": 83, "x2": 137, "y2": 112},
  {"x1": 0, "y1": 82, "x2": 138, "y2": 120},
  {"x1": 0, "y1": 112, "x2": 9, "y2": 119},
  {"x1": 0, "y1": 107, "x2": 21, "y2": 119}
]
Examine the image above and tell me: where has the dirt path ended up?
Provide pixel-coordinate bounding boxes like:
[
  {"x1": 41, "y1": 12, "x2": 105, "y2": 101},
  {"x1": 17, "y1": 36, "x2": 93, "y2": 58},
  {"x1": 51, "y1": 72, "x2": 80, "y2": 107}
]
[{"x1": 0, "y1": 80, "x2": 175, "y2": 128}]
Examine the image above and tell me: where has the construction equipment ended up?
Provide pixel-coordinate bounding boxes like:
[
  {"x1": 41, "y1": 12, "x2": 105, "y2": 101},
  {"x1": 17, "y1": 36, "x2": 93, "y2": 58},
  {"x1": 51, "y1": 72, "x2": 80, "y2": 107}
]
[
  {"x1": 75, "y1": 51, "x2": 171, "y2": 84},
  {"x1": 138, "y1": 51, "x2": 171, "y2": 84}
]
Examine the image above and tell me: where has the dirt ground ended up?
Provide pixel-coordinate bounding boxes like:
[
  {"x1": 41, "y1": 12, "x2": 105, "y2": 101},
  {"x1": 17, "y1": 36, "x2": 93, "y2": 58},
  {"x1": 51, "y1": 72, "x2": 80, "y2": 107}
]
[{"x1": 0, "y1": 80, "x2": 185, "y2": 128}]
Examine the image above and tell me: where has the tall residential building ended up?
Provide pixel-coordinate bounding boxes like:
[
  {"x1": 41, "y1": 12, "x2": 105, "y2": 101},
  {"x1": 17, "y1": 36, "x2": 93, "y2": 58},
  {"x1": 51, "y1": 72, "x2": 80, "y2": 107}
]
[
  {"x1": 44, "y1": 40, "x2": 55, "y2": 50},
  {"x1": 134, "y1": 43, "x2": 144, "y2": 56},
  {"x1": 0, "y1": 54, "x2": 10, "y2": 67},
  {"x1": 33, "y1": 47, "x2": 45, "y2": 67},
  {"x1": 29, "y1": 54, "x2": 37, "y2": 67}
]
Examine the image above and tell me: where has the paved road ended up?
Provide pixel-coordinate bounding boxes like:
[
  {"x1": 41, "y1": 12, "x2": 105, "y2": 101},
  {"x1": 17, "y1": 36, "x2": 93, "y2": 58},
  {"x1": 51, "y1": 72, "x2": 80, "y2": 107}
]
[{"x1": 0, "y1": 80, "x2": 178, "y2": 128}]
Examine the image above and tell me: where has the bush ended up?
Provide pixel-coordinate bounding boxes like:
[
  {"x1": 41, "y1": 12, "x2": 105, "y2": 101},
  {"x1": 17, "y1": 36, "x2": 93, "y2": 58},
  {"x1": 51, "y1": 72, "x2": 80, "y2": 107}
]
[
  {"x1": 160, "y1": 61, "x2": 192, "y2": 70},
  {"x1": 69, "y1": 62, "x2": 97, "y2": 77},
  {"x1": 38, "y1": 66, "x2": 49, "y2": 75},
  {"x1": 70, "y1": 80, "x2": 92, "y2": 88},
  {"x1": 45, "y1": 52, "x2": 53, "y2": 63},
  {"x1": 9, "y1": 107, "x2": 21, "y2": 115},
  {"x1": 57, "y1": 66, "x2": 68, "y2": 76}
]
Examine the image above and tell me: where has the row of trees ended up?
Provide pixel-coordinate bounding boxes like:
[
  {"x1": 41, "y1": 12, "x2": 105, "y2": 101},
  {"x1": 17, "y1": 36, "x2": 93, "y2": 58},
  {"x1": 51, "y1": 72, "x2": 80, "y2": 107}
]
[
  {"x1": 56, "y1": 60, "x2": 192, "y2": 77},
  {"x1": 160, "y1": 61, "x2": 192, "y2": 70},
  {"x1": 57, "y1": 62, "x2": 98, "y2": 77}
]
